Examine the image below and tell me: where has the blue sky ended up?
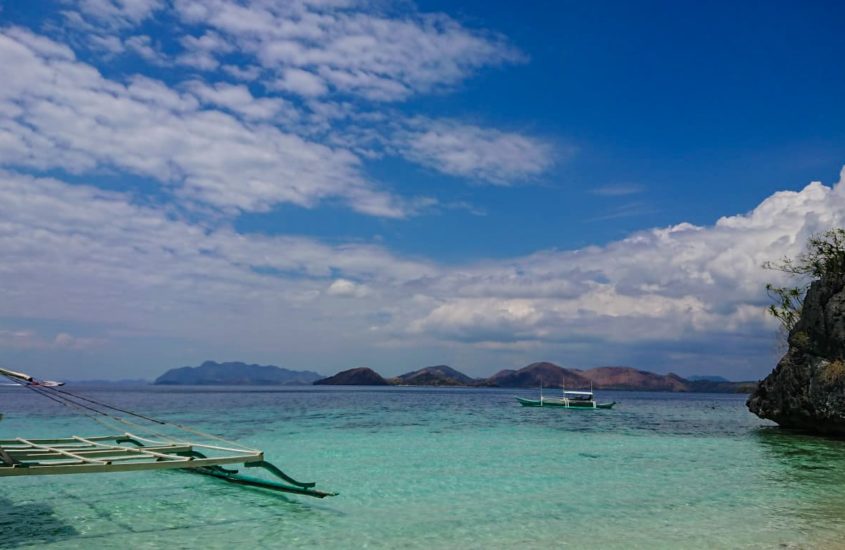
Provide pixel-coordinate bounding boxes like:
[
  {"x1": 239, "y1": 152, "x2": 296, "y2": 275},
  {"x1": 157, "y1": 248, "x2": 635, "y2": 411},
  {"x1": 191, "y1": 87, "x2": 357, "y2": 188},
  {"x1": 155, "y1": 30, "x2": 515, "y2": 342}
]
[{"x1": 0, "y1": 0, "x2": 844, "y2": 381}]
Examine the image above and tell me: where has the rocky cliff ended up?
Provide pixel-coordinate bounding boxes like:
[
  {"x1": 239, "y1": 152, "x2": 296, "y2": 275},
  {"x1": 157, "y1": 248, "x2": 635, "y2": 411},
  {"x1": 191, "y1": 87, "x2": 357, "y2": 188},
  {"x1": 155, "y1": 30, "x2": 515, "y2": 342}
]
[{"x1": 748, "y1": 276, "x2": 845, "y2": 434}]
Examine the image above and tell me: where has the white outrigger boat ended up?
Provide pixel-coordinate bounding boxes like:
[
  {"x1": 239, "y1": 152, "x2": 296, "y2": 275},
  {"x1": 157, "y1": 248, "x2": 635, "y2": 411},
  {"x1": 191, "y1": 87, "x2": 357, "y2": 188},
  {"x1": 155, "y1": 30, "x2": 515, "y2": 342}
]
[
  {"x1": 516, "y1": 382, "x2": 615, "y2": 409},
  {"x1": 0, "y1": 366, "x2": 336, "y2": 498}
]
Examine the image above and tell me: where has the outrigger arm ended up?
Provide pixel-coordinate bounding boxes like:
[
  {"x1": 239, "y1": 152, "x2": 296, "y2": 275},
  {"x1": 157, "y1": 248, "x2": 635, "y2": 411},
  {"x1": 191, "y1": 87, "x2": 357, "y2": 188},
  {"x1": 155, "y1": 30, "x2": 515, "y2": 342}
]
[
  {"x1": 0, "y1": 367, "x2": 338, "y2": 499},
  {"x1": 0, "y1": 366, "x2": 64, "y2": 387}
]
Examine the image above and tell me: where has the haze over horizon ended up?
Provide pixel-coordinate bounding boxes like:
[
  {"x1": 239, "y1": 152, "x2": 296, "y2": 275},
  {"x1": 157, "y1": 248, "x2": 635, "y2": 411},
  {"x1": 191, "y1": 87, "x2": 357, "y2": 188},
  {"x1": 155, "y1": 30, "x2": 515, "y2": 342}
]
[{"x1": 1, "y1": 1, "x2": 844, "y2": 381}]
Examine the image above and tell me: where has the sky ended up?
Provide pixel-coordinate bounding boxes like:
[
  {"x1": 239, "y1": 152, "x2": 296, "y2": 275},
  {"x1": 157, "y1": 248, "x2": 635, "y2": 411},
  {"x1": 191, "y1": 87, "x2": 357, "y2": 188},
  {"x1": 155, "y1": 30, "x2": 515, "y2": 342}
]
[{"x1": 0, "y1": 0, "x2": 844, "y2": 381}]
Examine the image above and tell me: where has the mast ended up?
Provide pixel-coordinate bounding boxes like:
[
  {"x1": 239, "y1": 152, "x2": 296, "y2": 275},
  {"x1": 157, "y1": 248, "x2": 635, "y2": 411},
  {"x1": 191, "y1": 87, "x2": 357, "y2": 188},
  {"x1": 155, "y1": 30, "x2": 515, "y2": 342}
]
[{"x1": 562, "y1": 375, "x2": 568, "y2": 407}]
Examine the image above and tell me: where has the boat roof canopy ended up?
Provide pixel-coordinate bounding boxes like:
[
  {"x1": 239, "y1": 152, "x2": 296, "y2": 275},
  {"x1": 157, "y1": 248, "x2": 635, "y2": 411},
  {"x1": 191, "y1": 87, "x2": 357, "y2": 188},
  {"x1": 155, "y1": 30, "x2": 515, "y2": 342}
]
[{"x1": 563, "y1": 390, "x2": 593, "y2": 395}]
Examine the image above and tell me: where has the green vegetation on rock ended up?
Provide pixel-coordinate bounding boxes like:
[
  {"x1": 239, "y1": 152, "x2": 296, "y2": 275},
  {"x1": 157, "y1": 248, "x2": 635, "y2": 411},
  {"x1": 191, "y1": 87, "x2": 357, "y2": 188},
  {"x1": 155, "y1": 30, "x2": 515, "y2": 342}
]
[{"x1": 764, "y1": 228, "x2": 845, "y2": 332}]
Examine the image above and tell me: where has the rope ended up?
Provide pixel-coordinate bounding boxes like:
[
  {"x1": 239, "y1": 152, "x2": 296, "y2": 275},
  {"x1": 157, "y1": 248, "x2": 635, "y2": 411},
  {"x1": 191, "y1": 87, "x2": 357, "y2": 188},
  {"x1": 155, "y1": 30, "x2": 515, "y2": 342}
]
[
  {"x1": 3, "y1": 373, "x2": 257, "y2": 452},
  {"x1": 46, "y1": 386, "x2": 258, "y2": 451},
  {"x1": 5, "y1": 373, "x2": 179, "y2": 442},
  {"x1": 22, "y1": 382, "x2": 159, "y2": 437}
]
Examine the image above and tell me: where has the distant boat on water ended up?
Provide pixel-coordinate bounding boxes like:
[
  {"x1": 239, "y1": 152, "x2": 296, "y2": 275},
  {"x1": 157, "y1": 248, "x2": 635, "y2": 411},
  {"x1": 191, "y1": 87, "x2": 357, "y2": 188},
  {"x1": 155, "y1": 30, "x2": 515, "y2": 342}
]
[{"x1": 516, "y1": 383, "x2": 615, "y2": 409}]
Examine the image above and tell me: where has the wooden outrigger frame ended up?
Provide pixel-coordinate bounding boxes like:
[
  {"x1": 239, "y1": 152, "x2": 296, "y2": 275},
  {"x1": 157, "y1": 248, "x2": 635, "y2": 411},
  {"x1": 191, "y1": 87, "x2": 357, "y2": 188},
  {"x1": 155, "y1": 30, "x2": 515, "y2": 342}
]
[{"x1": 0, "y1": 368, "x2": 337, "y2": 498}]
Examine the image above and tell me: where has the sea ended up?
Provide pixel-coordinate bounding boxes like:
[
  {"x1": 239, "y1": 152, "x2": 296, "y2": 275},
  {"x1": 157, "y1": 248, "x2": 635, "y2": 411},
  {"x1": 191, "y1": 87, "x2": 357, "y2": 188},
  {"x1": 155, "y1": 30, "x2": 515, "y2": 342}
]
[{"x1": 3, "y1": 385, "x2": 845, "y2": 549}]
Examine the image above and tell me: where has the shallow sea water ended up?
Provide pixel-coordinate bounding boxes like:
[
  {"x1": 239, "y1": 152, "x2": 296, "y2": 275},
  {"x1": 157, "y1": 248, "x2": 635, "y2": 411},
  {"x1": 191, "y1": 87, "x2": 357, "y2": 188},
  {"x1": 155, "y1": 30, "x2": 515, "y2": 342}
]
[{"x1": 3, "y1": 386, "x2": 845, "y2": 549}]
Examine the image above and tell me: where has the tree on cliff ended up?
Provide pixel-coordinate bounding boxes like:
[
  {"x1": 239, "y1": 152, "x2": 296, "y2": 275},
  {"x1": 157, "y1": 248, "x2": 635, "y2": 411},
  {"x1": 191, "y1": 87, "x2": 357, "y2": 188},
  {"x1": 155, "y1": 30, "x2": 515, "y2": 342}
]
[
  {"x1": 750, "y1": 228, "x2": 845, "y2": 433},
  {"x1": 763, "y1": 228, "x2": 845, "y2": 332}
]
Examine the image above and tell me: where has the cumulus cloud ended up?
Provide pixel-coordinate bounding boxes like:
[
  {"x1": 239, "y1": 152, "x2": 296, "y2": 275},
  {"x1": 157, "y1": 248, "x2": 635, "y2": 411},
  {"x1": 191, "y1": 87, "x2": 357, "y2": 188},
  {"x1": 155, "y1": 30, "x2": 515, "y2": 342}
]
[
  {"x1": 0, "y1": 27, "x2": 406, "y2": 217},
  {"x1": 1, "y1": 167, "x2": 843, "y2": 378},
  {"x1": 327, "y1": 279, "x2": 371, "y2": 298},
  {"x1": 405, "y1": 172, "x2": 845, "y2": 353},
  {"x1": 2, "y1": 5, "x2": 842, "y2": 379}
]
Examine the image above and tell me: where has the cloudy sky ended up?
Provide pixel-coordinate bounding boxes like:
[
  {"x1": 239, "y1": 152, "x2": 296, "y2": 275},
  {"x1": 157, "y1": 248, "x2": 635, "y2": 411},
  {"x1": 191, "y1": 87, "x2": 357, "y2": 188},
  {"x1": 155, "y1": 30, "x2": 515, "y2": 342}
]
[{"x1": 1, "y1": 0, "x2": 844, "y2": 381}]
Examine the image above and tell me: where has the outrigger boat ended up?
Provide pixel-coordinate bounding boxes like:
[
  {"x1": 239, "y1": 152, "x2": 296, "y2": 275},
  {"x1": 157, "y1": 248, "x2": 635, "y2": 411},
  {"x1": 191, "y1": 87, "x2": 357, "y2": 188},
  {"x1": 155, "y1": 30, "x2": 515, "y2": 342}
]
[
  {"x1": 516, "y1": 383, "x2": 615, "y2": 409},
  {"x1": 0, "y1": 366, "x2": 336, "y2": 498}
]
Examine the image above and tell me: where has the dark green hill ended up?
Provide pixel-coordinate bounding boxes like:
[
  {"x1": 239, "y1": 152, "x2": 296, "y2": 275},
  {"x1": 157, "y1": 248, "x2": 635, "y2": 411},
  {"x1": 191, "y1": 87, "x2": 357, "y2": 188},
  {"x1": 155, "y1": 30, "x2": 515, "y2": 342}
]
[{"x1": 314, "y1": 367, "x2": 388, "y2": 385}]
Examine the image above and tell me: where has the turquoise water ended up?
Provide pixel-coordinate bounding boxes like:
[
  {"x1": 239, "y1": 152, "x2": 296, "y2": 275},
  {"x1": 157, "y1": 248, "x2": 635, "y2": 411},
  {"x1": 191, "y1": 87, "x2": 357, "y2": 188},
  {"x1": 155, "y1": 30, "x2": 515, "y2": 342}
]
[{"x1": 3, "y1": 386, "x2": 845, "y2": 549}]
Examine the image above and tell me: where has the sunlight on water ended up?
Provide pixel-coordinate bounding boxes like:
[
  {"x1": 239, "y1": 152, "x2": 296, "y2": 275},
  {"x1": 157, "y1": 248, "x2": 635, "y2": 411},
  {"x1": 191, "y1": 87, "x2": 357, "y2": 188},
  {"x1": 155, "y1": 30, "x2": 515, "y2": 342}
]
[{"x1": 3, "y1": 386, "x2": 845, "y2": 549}]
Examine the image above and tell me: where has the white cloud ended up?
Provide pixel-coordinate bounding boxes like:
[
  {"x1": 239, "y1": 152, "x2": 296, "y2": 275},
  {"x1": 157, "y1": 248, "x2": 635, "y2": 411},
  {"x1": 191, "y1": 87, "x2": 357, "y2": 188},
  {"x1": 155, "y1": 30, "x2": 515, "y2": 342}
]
[
  {"x1": 0, "y1": 28, "x2": 407, "y2": 217},
  {"x1": 88, "y1": 33, "x2": 125, "y2": 54},
  {"x1": 0, "y1": 329, "x2": 101, "y2": 350},
  {"x1": 588, "y1": 201, "x2": 658, "y2": 221},
  {"x1": 52, "y1": 3, "x2": 554, "y2": 189},
  {"x1": 0, "y1": 167, "x2": 843, "y2": 378},
  {"x1": 75, "y1": 0, "x2": 164, "y2": 28},
  {"x1": 0, "y1": 170, "x2": 432, "y2": 330},
  {"x1": 169, "y1": 0, "x2": 524, "y2": 101},
  {"x1": 272, "y1": 68, "x2": 328, "y2": 97},
  {"x1": 0, "y1": 330, "x2": 43, "y2": 350},
  {"x1": 591, "y1": 183, "x2": 645, "y2": 197},
  {"x1": 327, "y1": 278, "x2": 371, "y2": 298},
  {"x1": 184, "y1": 80, "x2": 294, "y2": 121},
  {"x1": 177, "y1": 31, "x2": 233, "y2": 70},
  {"x1": 222, "y1": 63, "x2": 262, "y2": 81},
  {"x1": 125, "y1": 34, "x2": 167, "y2": 64},
  {"x1": 397, "y1": 119, "x2": 558, "y2": 184},
  {"x1": 2, "y1": 6, "x2": 843, "y2": 379},
  {"x1": 404, "y1": 171, "x2": 845, "y2": 350},
  {"x1": 53, "y1": 332, "x2": 104, "y2": 350}
]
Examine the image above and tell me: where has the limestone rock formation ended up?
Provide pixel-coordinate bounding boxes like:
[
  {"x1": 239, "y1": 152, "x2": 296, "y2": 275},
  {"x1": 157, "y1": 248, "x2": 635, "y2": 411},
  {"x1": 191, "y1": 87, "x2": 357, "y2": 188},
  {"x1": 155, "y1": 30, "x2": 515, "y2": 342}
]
[{"x1": 748, "y1": 276, "x2": 845, "y2": 434}]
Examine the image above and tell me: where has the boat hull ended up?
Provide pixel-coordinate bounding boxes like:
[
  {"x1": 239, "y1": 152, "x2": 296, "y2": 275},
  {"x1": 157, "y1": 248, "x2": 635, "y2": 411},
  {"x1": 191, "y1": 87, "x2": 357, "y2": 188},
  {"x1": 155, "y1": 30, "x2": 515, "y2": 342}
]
[{"x1": 515, "y1": 397, "x2": 615, "y2": 409}]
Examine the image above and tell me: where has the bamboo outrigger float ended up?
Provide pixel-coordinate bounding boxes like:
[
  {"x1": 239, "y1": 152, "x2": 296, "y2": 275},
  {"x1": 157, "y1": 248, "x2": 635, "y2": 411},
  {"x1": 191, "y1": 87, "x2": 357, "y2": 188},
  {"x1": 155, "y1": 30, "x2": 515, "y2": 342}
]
[{"x1": 0, "y1": 367, "x2": 336, "y2": 498}]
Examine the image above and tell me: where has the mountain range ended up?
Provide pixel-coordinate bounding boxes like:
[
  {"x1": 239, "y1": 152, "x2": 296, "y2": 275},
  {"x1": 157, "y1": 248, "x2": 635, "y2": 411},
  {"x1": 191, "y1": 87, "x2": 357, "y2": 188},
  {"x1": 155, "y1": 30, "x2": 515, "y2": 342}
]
[
  {"x1": 151, "y1": 360, "x2": 754, "y2": 393},
  {"x1": 313, "y1": 362, "x2": 755, "y2": 393}
]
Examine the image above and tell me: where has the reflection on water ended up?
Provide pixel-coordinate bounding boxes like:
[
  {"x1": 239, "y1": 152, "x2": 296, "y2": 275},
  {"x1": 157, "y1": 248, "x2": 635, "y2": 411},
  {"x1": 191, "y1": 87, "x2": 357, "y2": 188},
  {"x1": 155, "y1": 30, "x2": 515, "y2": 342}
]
[
  {"x1": 753, "y1": 427, "x2": 845, "y2": 547},
  {"x1": 755, "y1": 427, "x2": 845, "y2": 483}
]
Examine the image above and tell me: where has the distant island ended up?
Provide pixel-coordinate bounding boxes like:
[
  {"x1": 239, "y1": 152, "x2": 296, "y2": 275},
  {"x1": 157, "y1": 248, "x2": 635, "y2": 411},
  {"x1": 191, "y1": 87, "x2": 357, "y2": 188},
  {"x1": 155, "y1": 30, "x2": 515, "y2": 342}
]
[
  {"x1": 313, "y1": 362, "x2": 756, "y2": 393},
  {"x1": 150, "y1": 359, "x2": 754, "y2": 393},
  {"x1": 313, "y1": 367, "x2": 389, "y2": 386},
  {"x1": 154, "y1": 360, "x2": 322, "y2": 385}
]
